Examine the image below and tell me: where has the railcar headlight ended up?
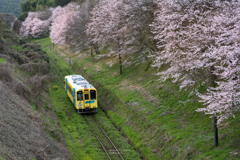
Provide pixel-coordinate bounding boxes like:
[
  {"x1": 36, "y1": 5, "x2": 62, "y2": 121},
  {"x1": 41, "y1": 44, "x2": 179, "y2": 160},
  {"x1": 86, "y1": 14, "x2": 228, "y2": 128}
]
[{"x1": 78, "y1": 103, "x2": 82, "y2": 107}]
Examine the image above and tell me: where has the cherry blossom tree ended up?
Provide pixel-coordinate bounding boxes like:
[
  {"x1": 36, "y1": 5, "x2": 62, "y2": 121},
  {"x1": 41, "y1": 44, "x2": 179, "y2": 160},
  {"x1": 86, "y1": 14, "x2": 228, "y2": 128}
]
[
  {"x1": 50, "y1": 4, "x2": 79, "y2": 46},
  {"x1": 151, "y1": 0, "x2": 240, "y2": 124},
  {"x1": 123, "y1": 0, "x2": 157, "y2": 62},
  {"x1": 196, "y1": 1, "x2": 240, "y2": 124},
  {"x1": 87, "y1": 0, "x2": 158, "y2": 71},
  {"x1": 86, "y1": 0, "x2": 130, "y2": 74},
  {"x1": 64, "y1": 1, "x2": 95, "y2": 51},
  {"x1": 20, "y1": 8, "x2": 53, "y2": 38},
  {"x1": 151, "y1": 0, "x2": 220, "y2": 88},
  {"x1": 50, "y1": 1, "x2": 97, "y2": 52}
]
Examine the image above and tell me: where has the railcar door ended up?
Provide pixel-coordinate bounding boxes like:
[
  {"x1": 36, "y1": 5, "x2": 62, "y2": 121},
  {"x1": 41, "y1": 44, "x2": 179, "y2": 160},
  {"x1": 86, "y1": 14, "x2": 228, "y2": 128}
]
[
  {"x1": 77, "y1": 90, "x2": 83, "y2": 109},
  {"x1": 84, "y1": 89, "x2": 90, "y2": 109}
]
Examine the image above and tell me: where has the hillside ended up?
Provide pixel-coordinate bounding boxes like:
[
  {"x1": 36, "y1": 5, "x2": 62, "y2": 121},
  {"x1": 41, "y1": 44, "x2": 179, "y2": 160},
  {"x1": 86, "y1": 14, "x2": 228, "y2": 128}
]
[
  {"x1": 0, "y1": 17, "x2": 70, "y2": 159},
  {"x1": 0, "y1": 0, "x2": 25, "y2": 17},
  {"x1": 36, "y1": 37, "x2": 240, "y2": 159}
]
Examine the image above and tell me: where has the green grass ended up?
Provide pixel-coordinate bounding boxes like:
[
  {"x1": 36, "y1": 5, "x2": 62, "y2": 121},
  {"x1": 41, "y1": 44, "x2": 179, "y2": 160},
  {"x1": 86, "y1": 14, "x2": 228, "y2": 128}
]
[
  {"x1": 36, "y1": 37, "x2": 240, "y2": 160},
  {"x1": 0, "y1": 58, "x2": 6, "y2": 63}
]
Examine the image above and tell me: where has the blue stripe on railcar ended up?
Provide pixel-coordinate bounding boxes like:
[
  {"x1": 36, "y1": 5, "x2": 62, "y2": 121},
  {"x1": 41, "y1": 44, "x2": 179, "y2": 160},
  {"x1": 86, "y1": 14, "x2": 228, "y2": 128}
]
[
  {"x1": 73, "y1": 88, "x2": 76, "y2": 107},
  {"x1": 85, "y1": 100, "x2": 95, "y2": 104}
]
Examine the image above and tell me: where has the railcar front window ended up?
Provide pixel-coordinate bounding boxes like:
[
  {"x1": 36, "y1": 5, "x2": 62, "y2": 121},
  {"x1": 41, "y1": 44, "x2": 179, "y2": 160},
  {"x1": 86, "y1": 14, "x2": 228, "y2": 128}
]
[
  {"x1": 85, "y1": 94, "x2": 89, "y2": 100},
  {"x1": 90, "y1": 90, "x2": 96, "y2": 100},
  {"x1": 77, "y1": 91, "x2": 83, "y2": 101}
]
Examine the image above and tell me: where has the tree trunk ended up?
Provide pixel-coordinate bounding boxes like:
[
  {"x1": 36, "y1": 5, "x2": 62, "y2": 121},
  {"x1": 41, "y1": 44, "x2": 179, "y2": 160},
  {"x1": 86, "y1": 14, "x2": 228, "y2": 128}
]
[
  {"x1": 140, "y1": 42, "x2": 145, "y2": 62},
  {"x1": 52, "y1": 43, "x2": 54, "y2": 49},
  {"x1": 91, "y1": 48, "x2": 93, "y2": 57},
  {"x1": 119, "y1": 53, "x2": 122, "y2": 75},
  {"x1": 117, "y1": 38, "x2": 122, "y2": 75},
  {"x1": 210, "y1": 59, "x2": 217, "y2": 88},
  {"x1": 93, "y1": 44, "x2": 100, "y2": 54},
  {"x1": 210, "y1": 66, "x2": 216, "y2": 88}
]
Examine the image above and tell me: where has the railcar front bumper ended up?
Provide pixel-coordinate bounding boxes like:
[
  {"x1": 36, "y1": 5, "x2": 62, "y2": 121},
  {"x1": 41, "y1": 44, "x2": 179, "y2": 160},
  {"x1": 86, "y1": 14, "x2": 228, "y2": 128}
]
[{"x1": 77, "y1": 108, "x2": 97, "y2": 114}]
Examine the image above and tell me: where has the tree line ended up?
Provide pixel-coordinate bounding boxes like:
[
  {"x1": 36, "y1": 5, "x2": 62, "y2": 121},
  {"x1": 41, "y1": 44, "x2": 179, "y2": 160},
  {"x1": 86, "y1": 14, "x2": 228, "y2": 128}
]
[
  {"x1": 18, "y1": 0, "x2": 82, "y2": 21},
  {"x1": 20, "y1": 0, "x2": 240, "y2": 125},
  {"x1": 0, "y1": 0, "x2": 25, "y2": 17}
]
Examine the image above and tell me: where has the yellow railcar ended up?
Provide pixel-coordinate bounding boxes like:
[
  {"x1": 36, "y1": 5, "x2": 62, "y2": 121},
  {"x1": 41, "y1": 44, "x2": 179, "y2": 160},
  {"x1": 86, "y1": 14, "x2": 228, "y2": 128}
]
[{"x1": 64, "y1": 75, "x2": 97, "y2": 113}]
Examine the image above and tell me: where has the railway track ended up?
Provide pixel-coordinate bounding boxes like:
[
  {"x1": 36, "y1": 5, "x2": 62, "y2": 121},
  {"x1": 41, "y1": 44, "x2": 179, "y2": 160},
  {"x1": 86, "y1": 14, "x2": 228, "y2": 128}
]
[
  {"x1": 49, "y1": 51, "x2": 71, "y2": 75},
  {"x1": 84, "y1": 115, "x2": 124, "y2": 160},
  {"x1": 49, "y1": 52, "x2": 124, "y2": 160}
]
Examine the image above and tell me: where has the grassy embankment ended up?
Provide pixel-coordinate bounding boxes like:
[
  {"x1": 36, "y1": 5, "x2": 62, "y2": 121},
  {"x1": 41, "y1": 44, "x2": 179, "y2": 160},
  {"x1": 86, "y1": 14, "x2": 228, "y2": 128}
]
[
  {"x1": 36, "y1": 37, "x2": 240, "y2": 160},
  {"x1": 1, "y1": 17, "x2": 71, "y2": 159},
  {"x1": 36, "y1": 38, "x2": 142, "y2": 160}
]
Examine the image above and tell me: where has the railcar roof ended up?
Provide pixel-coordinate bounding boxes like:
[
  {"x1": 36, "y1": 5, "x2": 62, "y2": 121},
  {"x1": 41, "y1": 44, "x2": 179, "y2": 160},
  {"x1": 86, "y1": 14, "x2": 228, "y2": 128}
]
[{"x1": 65, "y1": 75, "x2": 95, "y2": 90}]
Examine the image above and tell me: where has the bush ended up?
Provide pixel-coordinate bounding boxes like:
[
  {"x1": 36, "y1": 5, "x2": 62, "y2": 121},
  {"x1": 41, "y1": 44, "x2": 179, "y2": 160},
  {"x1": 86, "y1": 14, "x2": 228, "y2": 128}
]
[
  {"x1": 15, "y1": 81, "x2": 31, "y2": 102},
  {"x1": 19, "y1": 62, "x2": 50, "y2": 75},
  {"x1": 28, "y1": 73, "x2": 53, "y2": 98},
  {"x1": 0, "y1": 64, "x2": 13, "y2": 82},
  {"x1": 0, "y1": 64, "x2": 31, "y2": 102}
]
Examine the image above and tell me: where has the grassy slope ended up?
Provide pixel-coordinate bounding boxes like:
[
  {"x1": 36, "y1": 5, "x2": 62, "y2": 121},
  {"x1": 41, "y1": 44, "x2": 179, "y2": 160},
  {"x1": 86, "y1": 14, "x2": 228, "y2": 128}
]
[
  {"x1": 37, "y1": 38, "x2": 142, "y2": 160},
  {"x1": 37, "y1": 37, "x2": 240, "y2": 160},
  {"x1": 0, "y1": 19, "x2": 70, "y2": 159}
]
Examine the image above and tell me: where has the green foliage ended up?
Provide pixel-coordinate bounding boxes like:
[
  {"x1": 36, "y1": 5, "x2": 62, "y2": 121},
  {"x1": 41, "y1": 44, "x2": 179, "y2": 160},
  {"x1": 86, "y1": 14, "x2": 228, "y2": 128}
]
[
  {"x1": 18, "y1": 0, "x2": 55, "y2": 21},
  {"x1": 18, "y1": 0, "x2": 86, "y2": 21},
  {"x1": 17, "y1": 12, "x2": 28, "y2": 21},
  {"x1": 54, "y1": 0, "x2": 72, "y2": 7},
  {"x1": 0, "y1": 0, "x2": 25, "y2": 17},
  {"x1": 20, "y1": 0, "x2": 78, "y2": 15}
]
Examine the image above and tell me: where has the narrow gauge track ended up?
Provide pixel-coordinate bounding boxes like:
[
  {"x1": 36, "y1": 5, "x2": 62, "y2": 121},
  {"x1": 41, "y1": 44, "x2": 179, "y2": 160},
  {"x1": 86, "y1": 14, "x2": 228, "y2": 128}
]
[
  {"x1": 49, "y1": 54, "x2": 124, "y2": 160},
  {"x1": 84, "y1": 115, "x2": 124, "y2": 160},
  {"x1": 49, "y1": 51, "x2": 71, "y2": 75}
]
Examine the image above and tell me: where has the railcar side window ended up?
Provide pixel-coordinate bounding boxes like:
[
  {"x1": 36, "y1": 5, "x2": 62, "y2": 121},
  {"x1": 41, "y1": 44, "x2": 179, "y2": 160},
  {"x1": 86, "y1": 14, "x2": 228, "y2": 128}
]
[
  {"x1": 90, "y1": 90, "x2": 96, "y2": 100},
  {"x1": 67, "y1": 85, "x2": 73, "y2": 95},
  {"x1": 85, "y1": 94, "x2": 89, "y2": 100},
  {"x1": 77, "y1": 91, "x2": 83, "y2": 101}
]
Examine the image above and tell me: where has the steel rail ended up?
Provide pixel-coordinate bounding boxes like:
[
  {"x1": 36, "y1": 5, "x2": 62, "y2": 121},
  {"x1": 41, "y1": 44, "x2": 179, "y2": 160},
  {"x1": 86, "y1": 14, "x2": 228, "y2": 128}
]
[
  {"x1": 50, "y1": 60, "x2": 65, "y2": 78},
  {"x1": 49, "y1": 51, "x2": 71, "y2": 74},
  {"x1": 51, "y1": 67, "x2": 64, "y2": 88},
  {"x1": 84, "y1": 115, "x2": 112, "y2": 160},
  {"x1": 92, "y1": 115, "x2": 124, "y2": 160}
]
